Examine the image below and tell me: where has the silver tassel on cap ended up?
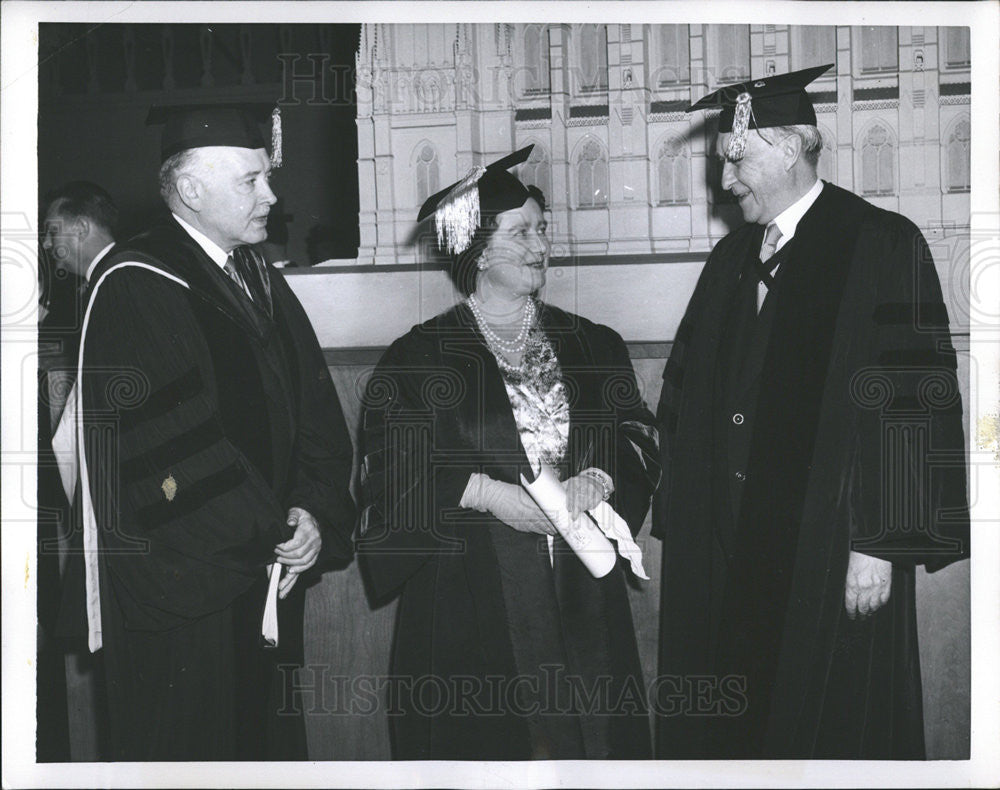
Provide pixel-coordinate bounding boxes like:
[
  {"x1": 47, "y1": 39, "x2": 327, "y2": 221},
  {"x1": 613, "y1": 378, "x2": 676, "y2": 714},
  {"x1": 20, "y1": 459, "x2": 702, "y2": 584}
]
[
  {"x1": 726, "y1": 91, "x2": 753, "y2": 162},
  {"x1": 435, "y1": 165, "x2": 486, "y2": 255},
  {"x1": 271, "y1": 106, "x2": 283, "y2": 168}
]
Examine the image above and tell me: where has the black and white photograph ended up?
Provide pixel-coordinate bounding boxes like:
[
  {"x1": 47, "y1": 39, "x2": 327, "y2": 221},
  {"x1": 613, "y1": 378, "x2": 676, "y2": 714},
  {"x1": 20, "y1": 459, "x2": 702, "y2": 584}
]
[{"x1": 2, "y1": 2, "x2": 998, "y2": 788}]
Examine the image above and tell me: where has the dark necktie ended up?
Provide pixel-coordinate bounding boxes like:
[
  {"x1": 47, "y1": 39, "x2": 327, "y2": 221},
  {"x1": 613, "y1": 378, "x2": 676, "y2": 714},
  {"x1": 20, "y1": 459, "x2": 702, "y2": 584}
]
[
  {"x1": 223, "y1": 253, "x2": 253, "y2": 302},
  {"x1": 230, "y1": 246, "x2": 273, "y2": 317},
  {"x1": 754, "y1": 223, "x2": 783, "y2": 288},
  {"x1": 752, "y1": 223, "x2": 784, "y2": 314}
]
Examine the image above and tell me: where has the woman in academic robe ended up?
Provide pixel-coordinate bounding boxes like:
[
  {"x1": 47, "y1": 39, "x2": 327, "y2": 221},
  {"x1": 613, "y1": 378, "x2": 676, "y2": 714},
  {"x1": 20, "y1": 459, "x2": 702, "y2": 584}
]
[{"x1": 358, "y1": 146, "x2": 659, "y2": 760}]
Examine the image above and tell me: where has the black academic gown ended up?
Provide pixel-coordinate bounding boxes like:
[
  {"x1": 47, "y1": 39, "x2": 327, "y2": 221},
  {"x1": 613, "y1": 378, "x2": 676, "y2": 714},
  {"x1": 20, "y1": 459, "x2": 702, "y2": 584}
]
[
  {"x1": 358, "y1": 303, "x2": 659, "y2": 760},
  {"x1": 654, "y1": 183, "x2": 969, "y2": 759},
  {"x1": 36, "y1": 273, "x2": 87, "y2": 761},
  {"x1": 78, "y1": 218, "x2": 355, "y2": 760}
]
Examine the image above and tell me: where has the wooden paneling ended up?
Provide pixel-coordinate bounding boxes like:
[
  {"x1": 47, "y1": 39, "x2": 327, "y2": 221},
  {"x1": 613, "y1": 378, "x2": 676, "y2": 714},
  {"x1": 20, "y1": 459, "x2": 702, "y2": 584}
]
[
  {"x1": 302, "y1": 364, "x2": 396, "y2": 760},
  {"x1": 303, "y1": 558, "x2": 397, "y2": 759}
]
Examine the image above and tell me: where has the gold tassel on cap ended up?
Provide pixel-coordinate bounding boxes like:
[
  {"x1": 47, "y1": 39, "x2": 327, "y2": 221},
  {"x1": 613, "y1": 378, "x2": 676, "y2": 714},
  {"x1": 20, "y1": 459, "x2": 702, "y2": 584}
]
[
  {"x1": 726, "y1": 91, "x2": 753, "y2": 162},
  {"x1": 271, "y1": 106, "x2": 283, "y2": 168},
  {"x1": 435, "y1": 165, "x2": 486, "y2": 255}
]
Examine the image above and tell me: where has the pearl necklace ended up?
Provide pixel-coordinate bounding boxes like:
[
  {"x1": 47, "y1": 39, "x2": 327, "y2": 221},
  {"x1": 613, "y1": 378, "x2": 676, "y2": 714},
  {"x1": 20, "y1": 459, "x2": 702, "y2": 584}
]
[{"x1": 467, "y1": 295, "x2": 536, "y2": 355}]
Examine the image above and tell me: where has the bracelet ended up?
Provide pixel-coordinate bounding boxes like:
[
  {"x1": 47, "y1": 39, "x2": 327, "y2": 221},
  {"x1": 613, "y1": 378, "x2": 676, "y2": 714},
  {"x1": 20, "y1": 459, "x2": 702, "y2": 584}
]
[{"x1": 579, "y1": 467, "x2": 613, "y2": 501}]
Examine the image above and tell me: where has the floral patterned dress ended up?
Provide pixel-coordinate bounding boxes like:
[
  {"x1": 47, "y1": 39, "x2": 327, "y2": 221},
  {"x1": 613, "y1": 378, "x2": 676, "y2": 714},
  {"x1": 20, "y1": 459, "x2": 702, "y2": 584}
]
[{"x1": 488, "y1": 314, "x2": 570, "y2": 563}]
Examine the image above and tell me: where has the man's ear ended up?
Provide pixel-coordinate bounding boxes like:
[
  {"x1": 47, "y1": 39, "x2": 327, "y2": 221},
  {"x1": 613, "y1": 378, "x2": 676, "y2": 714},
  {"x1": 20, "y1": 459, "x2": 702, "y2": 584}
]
[
  {"x1": 781, "y1": 134, "x2": 802, "y2": 172},
  {"x1": 71, "y1": 216, "x2": 90, "y2": 242},
  {"x1": 175, "y1": 173, "x2": 202, "y2": 212}
]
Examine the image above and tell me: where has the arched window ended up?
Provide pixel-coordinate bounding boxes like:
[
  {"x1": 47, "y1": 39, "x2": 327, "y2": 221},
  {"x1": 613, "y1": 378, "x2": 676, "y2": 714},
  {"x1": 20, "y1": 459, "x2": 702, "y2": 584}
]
[
  {"x1": 656, "y1": 25, "x2": 690, "y2": 85},
  {"x1": 946, "y1": 118, "x2": 971, "y2": 192},
  {"x1": 578, "y1": 25, "x2": 608, "y2": 93},
  {"x1": 523, "y1": 25, "x2": 550, "y2": 93},
  {"x1": 859, "y1": 26, "x2": 898, "y2": 73},
  {"x1": 415, "y1": 143, "x2": 439, "y2": 205},
  {"x1": 576, "y1": 139, "x2": 608, "y2": 207},
  {"x1": 709, "y1": 25, "x2": 750, "y2": 84},
  {"x1": 520, "y1": 144, "x2": 551, "y2": 201},
  {"x1": 656, "y1": 135, "x2": 689, "y2": 205},
  {"x1": 860, "y1": 124, "x2": 895, "y2": 196}
]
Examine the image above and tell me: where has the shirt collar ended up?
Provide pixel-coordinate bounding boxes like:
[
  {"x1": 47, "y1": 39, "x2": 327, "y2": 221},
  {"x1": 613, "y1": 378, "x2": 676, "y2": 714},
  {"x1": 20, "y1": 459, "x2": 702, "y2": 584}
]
[
  {"x1": 770, "y1": 179, "x2": 824, "y2": 248},
  {"x1": 172, "y1": 212, "x2": 230, "y2": 269},
  {"x1": 84, "y1": 242, "x2": 115, "y2": 282}
]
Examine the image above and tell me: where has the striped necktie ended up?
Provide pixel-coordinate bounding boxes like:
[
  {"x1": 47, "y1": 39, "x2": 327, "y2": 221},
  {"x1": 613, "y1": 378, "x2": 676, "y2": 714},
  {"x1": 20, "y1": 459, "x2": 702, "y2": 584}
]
[
  {"x1": 754, "y1": 222, "x2": 783, "y2": 313},
  {"x1": 760, "y1": 222, "x2": 782, "y2": 267},
  {"x1": 223, "y1": 254, "x2": 253, "y2": 302}
]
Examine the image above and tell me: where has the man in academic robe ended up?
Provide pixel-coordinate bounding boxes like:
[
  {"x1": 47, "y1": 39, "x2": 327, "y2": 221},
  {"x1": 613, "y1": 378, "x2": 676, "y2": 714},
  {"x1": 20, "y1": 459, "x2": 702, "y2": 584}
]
[
  {"x1": 653, "y1": 65, "x2": 969, "y2": 759},
  {"x1": 39, "y1": 181, "x2": 119, "y2": 439},
  {"x1": 62, "y1": 104, "x2": 355, "y2": 760},
  {"x1": 37, "y1": 181, "x2": 118, "y2": 760}
]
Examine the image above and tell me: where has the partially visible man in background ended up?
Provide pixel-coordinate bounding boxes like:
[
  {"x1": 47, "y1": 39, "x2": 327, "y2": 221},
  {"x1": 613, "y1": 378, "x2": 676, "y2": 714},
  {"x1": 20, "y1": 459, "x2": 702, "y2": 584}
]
[
  {"x1": 39, "y1": 181, "x2": 118, "y2": 421},
  {"x1": 37, "y1": 181, "x2": 118, "y2": 761},
  {"x1": 41, "y1": 182, "x2": 118, "y2": 295}
]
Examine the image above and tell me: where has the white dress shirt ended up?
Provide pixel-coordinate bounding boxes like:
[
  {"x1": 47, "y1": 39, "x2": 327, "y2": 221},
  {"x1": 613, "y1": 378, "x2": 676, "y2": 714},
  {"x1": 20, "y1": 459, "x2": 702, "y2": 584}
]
[
  {"x1": 757, "y1": 179, "x2": 824, "y2": 311},
  {"x1": 171, "y1": 212, "x2": 231, "y2": 270},
  {"x1": 171, "y1": 213, "x2": 256, "y2": 300}
]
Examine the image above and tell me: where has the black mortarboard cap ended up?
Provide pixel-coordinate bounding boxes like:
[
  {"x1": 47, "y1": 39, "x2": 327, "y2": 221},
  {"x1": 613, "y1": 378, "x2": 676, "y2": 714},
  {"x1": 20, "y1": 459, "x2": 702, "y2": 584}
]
[
  {"x1": 687, "y1": 64, "x2": 833, "y2": 160},
  {"x1": 146, "y1": 102, "x2": 283, "y2": 167},
  {"x1": 417, "y1": 145, "x2": 535, "y2": 254}
]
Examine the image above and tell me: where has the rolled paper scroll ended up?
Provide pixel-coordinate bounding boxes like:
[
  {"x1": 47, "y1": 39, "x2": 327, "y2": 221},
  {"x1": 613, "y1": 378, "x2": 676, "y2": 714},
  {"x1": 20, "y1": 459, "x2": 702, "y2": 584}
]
[
  {"x1": 261, "y1": 561, "x2": 282, "y2": 647},
  {"x1": 521, "y1": 465, "x2": 617, "y2": 579}
]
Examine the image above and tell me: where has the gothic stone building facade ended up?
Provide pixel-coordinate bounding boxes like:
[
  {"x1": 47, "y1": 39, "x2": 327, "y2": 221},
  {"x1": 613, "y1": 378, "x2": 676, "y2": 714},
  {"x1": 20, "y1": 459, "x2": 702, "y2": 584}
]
[{"x1": 354, "y1": 23, "x2": 971, "y2": 278}]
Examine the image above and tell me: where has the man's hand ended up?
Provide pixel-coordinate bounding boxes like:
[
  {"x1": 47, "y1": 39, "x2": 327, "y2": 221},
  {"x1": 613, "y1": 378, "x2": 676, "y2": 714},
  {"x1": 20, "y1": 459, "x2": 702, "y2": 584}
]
[
  {"x1": 844, "y1": 550, "x2": 892, "y2": 619},
  {"x1": 274, "y1": 507, "x2": 322, "y2": 599}
]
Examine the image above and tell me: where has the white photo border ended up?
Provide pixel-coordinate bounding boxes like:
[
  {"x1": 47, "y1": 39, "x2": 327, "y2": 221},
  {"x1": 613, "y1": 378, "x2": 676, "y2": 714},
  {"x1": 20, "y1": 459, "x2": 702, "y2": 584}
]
[{"x1": 3, "y1": 2, "x2": 998, "y2": 788}]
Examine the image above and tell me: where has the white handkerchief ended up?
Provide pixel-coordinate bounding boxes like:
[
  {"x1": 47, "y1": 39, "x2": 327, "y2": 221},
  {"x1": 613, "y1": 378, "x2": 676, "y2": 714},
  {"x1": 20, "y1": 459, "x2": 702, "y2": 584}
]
[
  {"x1": 261, "y1": 562, "x2": 281, "y2": 647},
  {"x1": 589, "y1": 501, "x2": 650, "y2": 580}
]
